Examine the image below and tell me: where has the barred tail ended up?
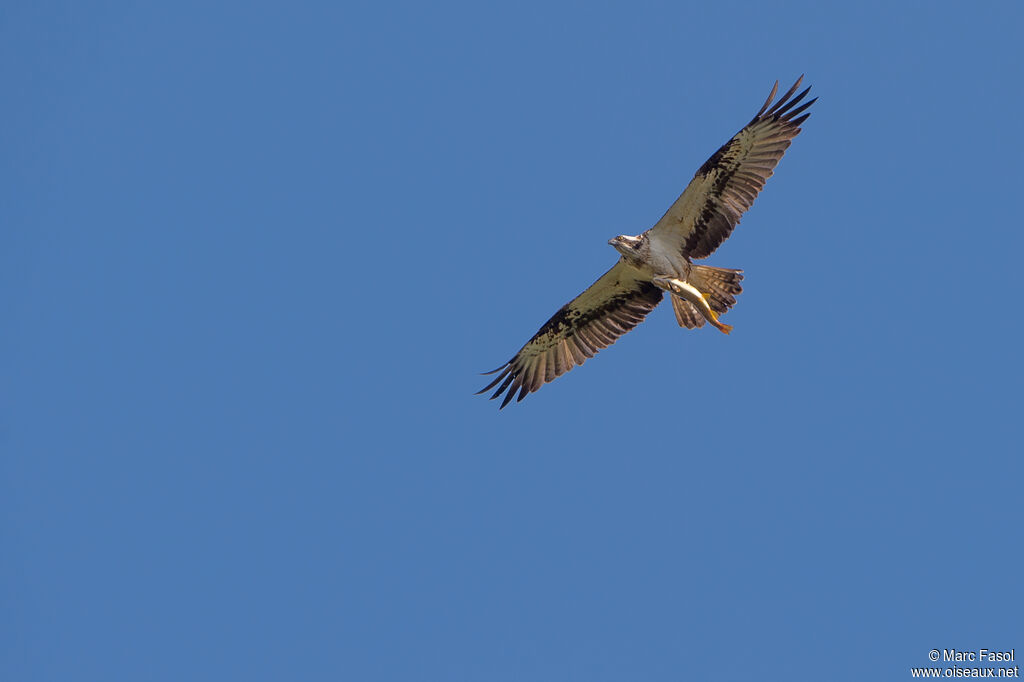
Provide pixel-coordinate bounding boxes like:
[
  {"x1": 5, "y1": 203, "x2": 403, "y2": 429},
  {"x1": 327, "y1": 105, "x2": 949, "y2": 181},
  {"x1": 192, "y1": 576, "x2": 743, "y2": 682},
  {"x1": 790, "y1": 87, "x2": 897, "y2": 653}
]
[
  {"x1": 690, "y1": 265, "x2": 743, "y2": 313},
  {"x1": 670, "y1": 265, "x2": 744, "y2": 329},
  {"x1": 670, "y1": 294, "x2": 706, "y2": 329}
]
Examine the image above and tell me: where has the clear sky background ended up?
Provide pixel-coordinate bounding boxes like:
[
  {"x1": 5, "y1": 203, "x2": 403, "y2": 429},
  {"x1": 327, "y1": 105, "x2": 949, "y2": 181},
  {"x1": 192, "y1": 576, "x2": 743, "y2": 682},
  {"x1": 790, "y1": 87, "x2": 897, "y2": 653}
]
[{"x1": 3, "y1": 2, "x2": 1022, "y2": 681}]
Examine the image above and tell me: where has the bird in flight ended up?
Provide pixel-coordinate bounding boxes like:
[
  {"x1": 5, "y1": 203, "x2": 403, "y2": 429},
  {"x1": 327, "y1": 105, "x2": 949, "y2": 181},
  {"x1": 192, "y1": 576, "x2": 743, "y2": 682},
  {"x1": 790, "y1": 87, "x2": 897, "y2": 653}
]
[{"x1": 478, "y1": 77, "x2": 815, "y2": 408}]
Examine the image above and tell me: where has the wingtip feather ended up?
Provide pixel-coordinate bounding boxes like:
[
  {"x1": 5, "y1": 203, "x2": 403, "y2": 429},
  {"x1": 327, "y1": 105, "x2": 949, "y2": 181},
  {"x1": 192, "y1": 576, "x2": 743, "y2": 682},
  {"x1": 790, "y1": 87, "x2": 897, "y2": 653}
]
[
  {"x1": 754, "y1": 80, "x2": 780, "y2": 119},
  {"x1": 476, "y1": 366, "x2": 511, "y2": 394},
  {"x1": 764, "y1": 77, "x2": 808, "y2": 118},
  {"x1": 786, "y1": 97, "x2": 817, "y2": 120},
  {"x1": 480, "y1": 362, "x2": 510, "y2": 375},
  {"x1": 488, "y1": 372, "x2": 515, "y2": 401}
]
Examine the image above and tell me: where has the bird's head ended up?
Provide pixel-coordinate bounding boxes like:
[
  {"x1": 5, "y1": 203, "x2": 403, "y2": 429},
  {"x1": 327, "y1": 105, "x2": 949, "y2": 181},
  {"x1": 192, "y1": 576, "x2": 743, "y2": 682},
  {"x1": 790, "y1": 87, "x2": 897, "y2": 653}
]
[{"x1": 608, "y1": 234, "x2": 644, "y2": 259}]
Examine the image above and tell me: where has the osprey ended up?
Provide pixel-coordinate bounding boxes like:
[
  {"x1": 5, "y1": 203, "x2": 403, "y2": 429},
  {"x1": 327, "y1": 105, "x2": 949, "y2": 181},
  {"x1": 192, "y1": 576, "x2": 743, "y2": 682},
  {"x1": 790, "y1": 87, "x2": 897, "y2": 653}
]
[{"x1": 479, "y1": 77, "x2": 815, "y2": 408}]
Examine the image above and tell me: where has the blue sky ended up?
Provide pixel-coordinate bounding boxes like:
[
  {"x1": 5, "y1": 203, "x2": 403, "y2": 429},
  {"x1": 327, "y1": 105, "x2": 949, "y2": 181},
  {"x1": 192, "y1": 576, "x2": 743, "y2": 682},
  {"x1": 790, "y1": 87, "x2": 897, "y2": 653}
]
[{"x1": 3, "y1": 1, "x2": 1022, "y2": 680}]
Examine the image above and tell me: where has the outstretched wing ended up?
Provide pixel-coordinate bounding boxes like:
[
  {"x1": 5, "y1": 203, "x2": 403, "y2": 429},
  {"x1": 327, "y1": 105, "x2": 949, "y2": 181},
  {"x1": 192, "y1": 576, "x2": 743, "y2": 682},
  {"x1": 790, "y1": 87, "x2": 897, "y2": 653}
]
[
  {"x1": 478, "y1": 261, "x2": 662, "y2": 409},
  {"x1": 647, "y1": 77, "x2": 815, "y2": 259}
]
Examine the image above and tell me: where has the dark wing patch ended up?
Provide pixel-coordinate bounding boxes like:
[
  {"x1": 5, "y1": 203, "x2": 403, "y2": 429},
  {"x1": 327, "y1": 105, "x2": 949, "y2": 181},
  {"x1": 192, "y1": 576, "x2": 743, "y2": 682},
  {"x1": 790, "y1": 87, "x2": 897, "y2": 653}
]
[
  {"x1": 478, "y1": 262, "x2": 662, "y2": 409},
  {"x1": 648, "y1": 76, "x2": 816, "y2": 259}
]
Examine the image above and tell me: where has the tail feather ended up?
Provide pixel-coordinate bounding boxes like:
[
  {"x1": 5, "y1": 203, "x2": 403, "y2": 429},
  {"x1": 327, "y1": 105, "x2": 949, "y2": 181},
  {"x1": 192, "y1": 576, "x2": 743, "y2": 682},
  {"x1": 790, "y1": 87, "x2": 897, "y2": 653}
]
[
  {"x1": 669, "y1": 265, "x2": 744, "y2": 329},
  {"x1": 670, "y1": 295, "x2": 706, "y2": 329},
  {"x1": 689, "y1": 265, "x2": 743, "y2": 313}
]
